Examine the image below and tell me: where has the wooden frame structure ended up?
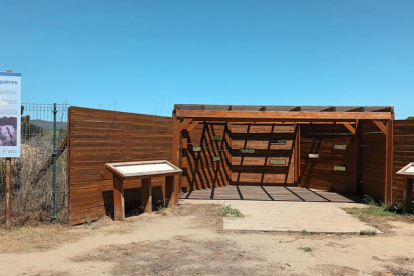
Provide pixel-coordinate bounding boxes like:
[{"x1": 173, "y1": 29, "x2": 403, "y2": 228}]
[
  {"x1": 172, "y1": 105, "x2": 395, "y2": 203},
  {"x1": 396, "y1": 163, "x2": 414, "y2": 213},
  {"x1": 106, "y1": 160, "x2": 182, "y2": 221}
]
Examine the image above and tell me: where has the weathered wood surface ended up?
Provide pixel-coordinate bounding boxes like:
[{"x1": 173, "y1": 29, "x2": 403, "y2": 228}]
[
  {"x1": 67, "y1": 107, "x2": 173, "y2": 225},
  {"x1": 182, "y1": 123, "x2": 230, "y2": 191},
  {"x1": 175, "y1": 110, "x2": 393, "y2": 122},
  {"x1": 300, "y1": 124, "x2": 356, "y2": 193},
  {"x1": 231, "y1": 124, "x2": 295, "y2": 186},
  {"x1": 392, "y1": 120, "x2": 414, "y2": 204},
  {"x1": 360, "y1": 120, "x2": 386, "y2": 201}
]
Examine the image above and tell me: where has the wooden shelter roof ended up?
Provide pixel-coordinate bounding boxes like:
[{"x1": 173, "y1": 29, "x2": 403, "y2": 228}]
[{"x1": 173, "y1": 104, "x2": 394, "y2": 122}]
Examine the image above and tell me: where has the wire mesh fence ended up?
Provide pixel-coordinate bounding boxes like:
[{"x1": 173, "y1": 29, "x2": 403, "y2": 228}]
[{"x1": 1, "y1": 102, "x2": 70, "y2": 227}]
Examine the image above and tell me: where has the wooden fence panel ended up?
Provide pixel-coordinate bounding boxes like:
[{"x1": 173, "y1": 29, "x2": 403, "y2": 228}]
[
  {"x1": 182, "y1": 123, "x2": 230, "y2": 191},
  {"x1": 392, "y1": 120, "x2": 414, "y2": 203},
  {"x1": 67, "y1": 106, "x2": 173, "y2": 225},
  {"x1": 360, "y1": 120, "x2": 386, "y2": 201},
  {"x1": 300, "y1": 124, "x2": 355, "y2": 193},
  {"x1": 231, "y1": 123, "x2": 296, "y2": 186}
]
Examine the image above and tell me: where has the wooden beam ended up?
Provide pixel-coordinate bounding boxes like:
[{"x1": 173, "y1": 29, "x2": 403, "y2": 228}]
[
  {"x1": 172, "y1": 114, "x2": 180, "y2": 203},
  {"x1": 142, "y1": 178, "x2": 152, "y2": 213},
  {"x1": 373, "y1": 120, "x2": 388, "y2": 135},
  {"x1": 175, "y1": 110, "x2": 393, "y2": 121},
  {"x1": 186, "y1": 121, "x2": 200, "y2": 132},
  {"x1": 227, "y1": 122, "x2": 232, "y2": 185},
  {"x1": 354, "y1": 120, "x2": 361, "y2": 195},
  {"x1": 5, "y1": 158, "x2": 11, "y2": 230},
  {"x1": 113, "y1": 175, "x2": 125, "y2": 221},
  {"x1": 180, "y1": 118, "x2": 192, "y2": 131},
  {"x1": 385, "y1": 120, "x2": 393, "y2": 204},
  {"x1": 346, "y1": 107, "x2": 365, "y2": 112},
  {"x1": 321, "y1": 106, "x2": 336, "y2": 112},
  {"x1": 343, "y1": 123, "x2": 356, "y2": 135}
]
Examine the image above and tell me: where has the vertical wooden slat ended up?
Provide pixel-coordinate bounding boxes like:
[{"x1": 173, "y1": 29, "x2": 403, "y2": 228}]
[
  {"x1": 294, "y1": 124, "x2": 298, "y2": 184},
  {"x1": 172, "y1": 114, "x2": 180, "y2": 204},
  {"x1": 5, "y1": 157, "x2": 11, "y2": 230},
  {"x1": 113, "y1": 175, "x2": 125, "y2": 221},
  {"x1": 181, "y1": 129, "x2": 188, "y2": 191},
  {"x1": 165, "y1": 175, "x2": 175, "y2": 208},
  {"x1": 403, "y1": 178, "x2": 413, "y2": 213},
  {"x1": 66, "y1": 107, "x2": 72, "y2": 220},
  {"x1": 227, "y1": 122, "x2": 232, "y2": 185},
  {"x1": 385, "y1": 119, "x2": 393, "y2": 204},
  {"x1": 354, "y1": 120, "x2": 361, "y2": 195},
  {"x1": 297, "y1": 124, "x2": 301, "y2": 186},
  {"x1": 142, "y1": 178, "x2": 152, "y2": 213}
]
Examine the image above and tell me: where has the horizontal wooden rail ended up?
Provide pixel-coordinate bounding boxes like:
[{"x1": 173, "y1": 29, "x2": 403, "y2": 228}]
[{"x1": 175, "y1": 110, "x2": 393, "y2": 121}]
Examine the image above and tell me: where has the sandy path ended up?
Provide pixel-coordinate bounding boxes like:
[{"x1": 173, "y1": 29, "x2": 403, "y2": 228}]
[{"x1": 1, "y1": 205, "x2": 414, "y2": 275}]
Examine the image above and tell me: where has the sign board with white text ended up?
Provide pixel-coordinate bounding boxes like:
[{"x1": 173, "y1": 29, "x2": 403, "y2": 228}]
[{"x1": 0, "y1": 72, "x2": 21, "y2": 157}]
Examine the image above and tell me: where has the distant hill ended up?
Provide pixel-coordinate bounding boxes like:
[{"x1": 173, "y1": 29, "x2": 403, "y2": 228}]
[{"x1": 29, "y1": 120, "x2": 67, "y2": 130}]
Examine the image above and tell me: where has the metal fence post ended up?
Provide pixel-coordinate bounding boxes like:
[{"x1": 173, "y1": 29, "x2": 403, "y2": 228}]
[{"x1": 52, "y1": 103, "x2": 57, "y2": 220}]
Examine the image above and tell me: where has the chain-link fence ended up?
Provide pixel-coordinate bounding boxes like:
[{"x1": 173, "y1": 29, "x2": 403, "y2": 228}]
[{"x1": 1, "y1": 102, "x2": 70, "y2": 227}]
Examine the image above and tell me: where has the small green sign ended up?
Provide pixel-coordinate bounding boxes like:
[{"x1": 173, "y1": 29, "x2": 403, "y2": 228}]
[
  {"x1": 192, "y1": 146, "x2": 202, "y2": 152},
  {"x1": 333, "y1": 165, "x2": 347, "y2": 172},
  {"x1": 213, "y1": 135, "x2": 221, "y2": 140},
  {"x1": 240, "y1": 148, "x2": 255, "y2": 154},
  {"x1": 270, "y1": 159, "x2": 286, "y2": 165},
  {"x1": 333, "y1": 144, "x2": 347, "y2": 150},
  {"x1": 212, "y1": 156, "x2": 221, "y2": 162}
]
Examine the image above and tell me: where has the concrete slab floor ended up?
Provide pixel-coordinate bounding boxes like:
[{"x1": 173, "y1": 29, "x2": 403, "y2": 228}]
[{"x1": 180, "y1": 199, "x2": 381, "y2": 234}]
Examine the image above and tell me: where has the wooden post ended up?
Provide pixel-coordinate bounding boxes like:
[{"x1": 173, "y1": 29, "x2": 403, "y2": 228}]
[
  {"x1": 403, "y1": 178, "x2": 413, "y2": 213},
  {"x1": 385, "y1": 120, "x2": 393, "y2": 204},
  {"x1": 181, "y1": 129, "x2": 188, "y2": 191},
  {"x1": 172, "y1": 114, "x2": 180, "y2": 204},
  {"x1": 295, "y1": 125, "x2": 301, "y2": 186},
  {"x1": 142, "y1": 178, "x2": 152, "y2": 213},
  {"x1": 354, "y1": 120, "x2": 361, "y2": 195},
  {"x1": 5, "y1": 157, "x2": 11, "y2": 229},
  {"x1": 226, "y1": 122, "x2": 232, "y2": 185},
  {"x1": 113, "y1": 175, "x2": 125, "y2": 221},
  {"x1": 165, "y1": 175, "x2": 175, "y2": 208}
]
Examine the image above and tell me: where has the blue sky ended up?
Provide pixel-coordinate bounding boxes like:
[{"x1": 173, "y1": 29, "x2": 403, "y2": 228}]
[{"x1": 1, "y1": 0, "x2": 413, "y2": 118}]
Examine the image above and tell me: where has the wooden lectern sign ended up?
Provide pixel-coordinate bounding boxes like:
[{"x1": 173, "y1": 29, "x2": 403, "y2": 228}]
[
  {"x1": 396, "y1": 163, "x2": 414, "y2": 213},
  {"x1": 106, "y1": 160, "x2": 182, "y2": 221}
]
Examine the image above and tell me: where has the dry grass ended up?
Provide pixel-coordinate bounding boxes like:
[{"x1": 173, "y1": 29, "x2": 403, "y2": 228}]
[
  {"x1": 0, "y1": 132, "x2": 68, "y2": 228},
  {"x1": 0, "y1": 224, "x2": 83, "y2": 254},
  {"x1": 71, "y1": 237, "x2": 271, "y2": 276},
  {"x1": 342, "y1": 205, "x2": 414, "y2": 232}
]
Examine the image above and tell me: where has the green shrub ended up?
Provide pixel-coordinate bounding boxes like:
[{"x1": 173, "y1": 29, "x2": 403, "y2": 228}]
[
  {"x1": 218, "y1": 205, "x2": 245, "y2": 218},
  {"x1": 360, "y1": 229, "x2": 377, "y2": 236}
]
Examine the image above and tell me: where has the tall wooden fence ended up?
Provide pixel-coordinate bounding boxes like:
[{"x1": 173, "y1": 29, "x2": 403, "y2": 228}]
[
  {"x1": 360, "y1": 120, "x2": 387, "y2": 202},
  {"x1": 392, "y1": 120, "x2": 414, "y2": 203},
  {"x1": 67, "y1": 107, "x2": 173, "y2": 225}
]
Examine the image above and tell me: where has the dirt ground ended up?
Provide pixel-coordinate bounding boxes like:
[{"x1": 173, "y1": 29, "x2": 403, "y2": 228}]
[{"x1": 1, "y1": 203, "x2": 414, "y2": 276}]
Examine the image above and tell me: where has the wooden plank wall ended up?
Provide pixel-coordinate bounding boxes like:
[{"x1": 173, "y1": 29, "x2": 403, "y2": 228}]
[
  {"x1": 300, "y1": 124, "x2": 355, "y2": 193},
  {"x1": 392, "y1": 120, "x2": 414, "y2": 203},
  {"x1": 231, "y1": 124, "x2": 296, "y2": 186},
  {"x1": 67, "y1": 107, "x2": 173, "y2": 225},
  {"x1": 182, "y1": 123, "x2": 230, "y2": 191},
  {"x1": 360, "y1": 120, "x2": 386, "y2": 201}
]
